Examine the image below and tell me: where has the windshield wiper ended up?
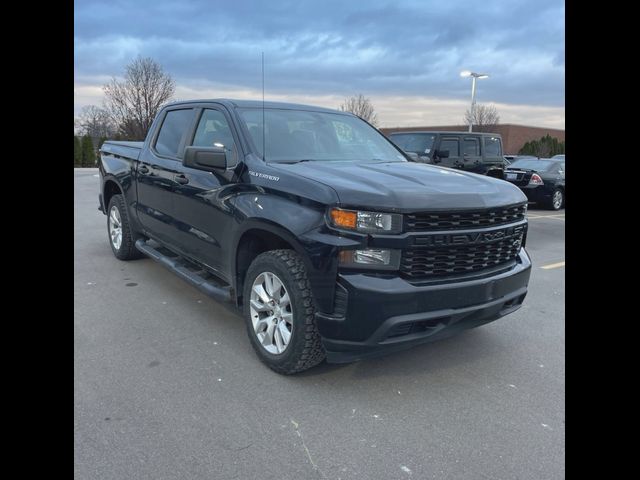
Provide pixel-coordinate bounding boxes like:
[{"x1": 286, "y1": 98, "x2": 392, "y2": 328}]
[
  {"x1": 369, "y1": 158, "x2": 404, "y2": 163},
  {"x1": 272, "y1": 159, "x2": 315, "y2": 164}
]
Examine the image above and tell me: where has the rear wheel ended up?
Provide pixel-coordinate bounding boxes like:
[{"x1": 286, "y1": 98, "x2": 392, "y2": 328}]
[
  {"x1": 243, "y1": 250, "x2": 325, "y2": 374},
  {"x1": 107, "y1": 194, "x2": 143, "y2": 260},
  {"x1": 547, "y1": 189, "x2": 564, "y2": 210}
]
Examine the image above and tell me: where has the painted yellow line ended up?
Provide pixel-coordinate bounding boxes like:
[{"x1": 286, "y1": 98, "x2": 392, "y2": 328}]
[
  {"x1": 541, "y1": 261, "x2": 565, "y2": 270},
  {"x1": 527, "y1": 214, "x2": 565, "y2": 219}
]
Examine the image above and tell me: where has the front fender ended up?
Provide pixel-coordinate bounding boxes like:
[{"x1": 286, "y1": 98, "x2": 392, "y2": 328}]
[{"x1": 231, "y1": 192, "x2": 359, "y2": 313}]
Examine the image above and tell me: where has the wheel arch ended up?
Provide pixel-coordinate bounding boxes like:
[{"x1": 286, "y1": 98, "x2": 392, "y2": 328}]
[
  {"x1": 233, "y1": 220, "x2": 310, "y2": 305},
  {"x1": 103, "y1": 178, "x2": 124, "y2": 212}
]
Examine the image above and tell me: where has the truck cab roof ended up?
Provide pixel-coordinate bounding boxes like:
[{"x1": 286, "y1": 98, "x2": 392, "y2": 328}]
[
  {"x1": 164, "y1": 98, "x2": 347, "y2": 115},
  {"x1": 389, "y1": 131, "x2": 501, "y2": 137}
]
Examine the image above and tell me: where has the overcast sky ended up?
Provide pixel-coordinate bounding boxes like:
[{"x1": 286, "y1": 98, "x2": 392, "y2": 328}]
[{"x1": 74, "y1": 0, "x2": 565, "y2": 128}]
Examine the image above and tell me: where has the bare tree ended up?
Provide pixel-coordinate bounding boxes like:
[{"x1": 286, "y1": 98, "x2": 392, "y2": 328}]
[
  {"x1": 77, "y1": 105, "x2": 116, "y2": 138},
  {"x1": 339, "y1": 94, "x2": 379, "y2": 126},
  {"x1": 103, "y1": 57, "x2": 175, "y2": 140},
  {"x1": 464, "y1": 104, "x2": 500, "y2": 133}
]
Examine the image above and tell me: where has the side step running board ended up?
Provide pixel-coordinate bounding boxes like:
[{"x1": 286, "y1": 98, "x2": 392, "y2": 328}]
[{"x1": 135, "y1": 239, "x2": 233, "y2": 303}]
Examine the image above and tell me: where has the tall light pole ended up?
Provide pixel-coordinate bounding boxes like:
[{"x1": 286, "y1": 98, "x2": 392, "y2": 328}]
[{"x1": 460, "y1": 70, "x2": 489, "y2": 132}]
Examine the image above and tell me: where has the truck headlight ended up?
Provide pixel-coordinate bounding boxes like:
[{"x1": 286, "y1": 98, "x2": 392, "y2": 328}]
[
  {"x1": 328, "y1": 208, "x2": 402, "y2": 234},
  {"x1": 339, "y1": 249, "x2": 401, "y2": 270}
]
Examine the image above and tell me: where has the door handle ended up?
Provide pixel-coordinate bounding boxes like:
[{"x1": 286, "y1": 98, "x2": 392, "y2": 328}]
[
  {"x1": 138, "y1": 165, "x2": 149, "y2": 174},
  {"x1": 174, "y1": 174, "x2": 189, "y2": 185}
]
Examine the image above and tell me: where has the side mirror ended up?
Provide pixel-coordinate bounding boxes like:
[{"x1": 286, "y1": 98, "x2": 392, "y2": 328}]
[
  {"x1": 405, "y1": 152, "x2": 419, "y2": 162},
  {"x1": 183, "y1": 146, "x2": 227, "y2": 171},
  {"x1": 486, "y1": 168, "x2": 504, "y2": 179},
  {"x1": 436, "y1": 149, "x2": 450, "y2": 158}
]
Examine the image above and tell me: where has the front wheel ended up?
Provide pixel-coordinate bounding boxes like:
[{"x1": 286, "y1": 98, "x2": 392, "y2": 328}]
[{"x1": 243, "y1": 250, "x2": 326, "y2": 374}]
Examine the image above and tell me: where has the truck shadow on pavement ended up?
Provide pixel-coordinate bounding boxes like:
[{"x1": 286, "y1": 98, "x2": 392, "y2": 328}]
[
  {"x1": 295, "y1": 327, "x2": 507, "y2": 381},
  {"x1": 212, "y1": 295, "x2": 510, "y2": 382},
  {"x1": 158, "y1": 278, "x2": 514, "y2": 384}
]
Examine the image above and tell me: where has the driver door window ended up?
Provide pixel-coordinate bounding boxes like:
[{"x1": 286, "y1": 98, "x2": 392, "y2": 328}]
[
  {"x1": 439, "y1": 137, "x2": 460, "y2": 167},
  {"x1": 192, "y1": 109, "x2": 238, "y2": 167}
]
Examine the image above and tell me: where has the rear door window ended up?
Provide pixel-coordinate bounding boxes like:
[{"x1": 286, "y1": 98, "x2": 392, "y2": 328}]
[
  {"x1": 154, "y1": 109, "x2": 194, "y2": 158},
  {"x1": 440, "y1": 137, "x2": 460, "y2": 157},
  {"x1": 463, "y1": 137, "x2": 480, "y2": 156}
]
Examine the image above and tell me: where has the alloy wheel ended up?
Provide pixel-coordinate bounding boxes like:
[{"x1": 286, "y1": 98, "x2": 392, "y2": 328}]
[
  {"x1": 109, "y1": 205, "x2": 123, "y2": 250},
  {"x1": 553, "y1": 191, "x2": 563, "y2": 210},
  {"x1": 249, "y1": 271, "x2": 293, "y2": 354}
]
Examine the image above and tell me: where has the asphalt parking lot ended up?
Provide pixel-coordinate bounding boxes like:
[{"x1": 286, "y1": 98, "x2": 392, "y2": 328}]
[{"x1": 74, "y1": 168, "x2": 565, "y2": 480}]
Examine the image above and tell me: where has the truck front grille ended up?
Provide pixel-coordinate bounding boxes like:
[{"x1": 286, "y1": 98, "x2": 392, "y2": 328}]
[
  {"x1": 405, "y1": 204, "x2": 527, "y2": 231},
  {"x1": 401, "y1": 236, "x2": 523, "y2": 279}
]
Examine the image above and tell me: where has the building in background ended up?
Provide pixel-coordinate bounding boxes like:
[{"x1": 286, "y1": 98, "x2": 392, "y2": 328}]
[{"x1": 380, "y1": 124, "x2": 565, "y2": 155}]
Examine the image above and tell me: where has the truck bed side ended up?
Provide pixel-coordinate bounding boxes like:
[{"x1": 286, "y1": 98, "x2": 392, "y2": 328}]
[
  {"x1": 101, "y1": 141, "x2": 144, "y2": 160},
  {"x1": 98, "y1": 141, "x2": 144, "y2": 227}
]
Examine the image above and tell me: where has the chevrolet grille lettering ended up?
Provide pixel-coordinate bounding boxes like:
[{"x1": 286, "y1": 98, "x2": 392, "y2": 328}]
[{"x1": 414, "y1": 225, "x2": 524, "y2": 247}]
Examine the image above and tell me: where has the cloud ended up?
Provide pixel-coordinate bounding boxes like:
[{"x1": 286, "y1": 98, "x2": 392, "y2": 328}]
[
  {"x1": 74, "y1": 0, "x2": 564, "y2": 127},
  {"x1": 74, "y1": 76, "x2": 564, "y2": 129}
]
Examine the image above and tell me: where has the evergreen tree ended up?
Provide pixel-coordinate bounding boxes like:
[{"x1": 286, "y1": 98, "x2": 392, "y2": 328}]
[
  {"x1": 81, "y1": 135, "x2": 96, "y2": 167},
  {"x1": 518, "y1": 135, "x2": 565, "y2": 157},
  {"x1": 74, "y1": 136, "x2": 82, "y2": 167}
]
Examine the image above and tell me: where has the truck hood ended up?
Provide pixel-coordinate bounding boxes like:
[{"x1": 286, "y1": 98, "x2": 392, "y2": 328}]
[{"x1": 271, "y1": 161, "x2": 526, "y2": 211}]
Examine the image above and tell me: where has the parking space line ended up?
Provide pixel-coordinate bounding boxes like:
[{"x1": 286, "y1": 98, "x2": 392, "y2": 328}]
[{"x1": 541, "y1": 261, "x2": 565, "y2": 270}]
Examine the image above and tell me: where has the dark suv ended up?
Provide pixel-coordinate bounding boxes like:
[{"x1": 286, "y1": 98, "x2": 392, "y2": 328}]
[{"x1": 387, "y1": 131, "x2": 505, "y2": 177}]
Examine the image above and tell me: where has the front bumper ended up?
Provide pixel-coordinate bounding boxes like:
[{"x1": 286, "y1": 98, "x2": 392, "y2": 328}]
[{"x1": 315, "y1": 249, "x2": 531, "y2": 363}]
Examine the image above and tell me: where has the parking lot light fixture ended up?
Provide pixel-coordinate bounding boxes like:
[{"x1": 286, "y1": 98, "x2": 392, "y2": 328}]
[{"x1": 461, "y1": 71, "x2": 490, "y2": 132}]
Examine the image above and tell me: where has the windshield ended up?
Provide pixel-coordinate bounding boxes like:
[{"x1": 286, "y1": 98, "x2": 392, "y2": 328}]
[
  {"x1": 238, "y1": 108, "x2": 407, "y2": 163},
  {"x1": 509, "y1": 159, "x2": 556, "y2": 171},
  {"x1": 388, "y1": 133, "x2": 437, "y2": 155}
]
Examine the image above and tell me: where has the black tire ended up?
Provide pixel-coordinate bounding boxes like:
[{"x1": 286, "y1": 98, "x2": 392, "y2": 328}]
[
  {"x1": 547, "y1": 188, "x2": 564, "y2": 211},
  {"x1": 106, "y1": 194, "x2": 144, "y2": 260},
  {"x1": 243, "y1": 249, "x2": 326, "y2": 374}
]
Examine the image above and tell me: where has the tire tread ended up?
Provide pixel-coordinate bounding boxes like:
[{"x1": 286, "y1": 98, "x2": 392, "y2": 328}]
[{"x1": 244, "y1": 249, "x2": 326, "y2": 374}]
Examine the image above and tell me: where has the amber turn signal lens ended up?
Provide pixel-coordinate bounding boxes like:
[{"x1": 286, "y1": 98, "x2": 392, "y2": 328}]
[{"x1": 330, "y1": 209, "x2": 357, "y2": 229}]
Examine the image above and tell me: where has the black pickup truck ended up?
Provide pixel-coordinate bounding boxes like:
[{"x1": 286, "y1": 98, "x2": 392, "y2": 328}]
[{"x1": 99, "y1": 99, "x2": 532, "y2": 374}]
